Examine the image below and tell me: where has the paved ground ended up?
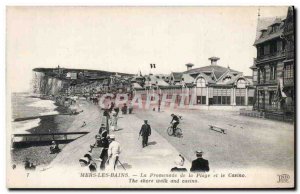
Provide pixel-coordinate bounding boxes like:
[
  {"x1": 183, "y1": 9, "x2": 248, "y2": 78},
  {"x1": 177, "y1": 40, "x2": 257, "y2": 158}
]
[
  {"x1": 132, "y1": 107, "x2": 294, "y2": 172},
  {"x1": 47, "y1": 100, "x2": 190, "y2": 172},
  {"x1": 46, "y1": 100, "x2": 294, "y2": 173}
]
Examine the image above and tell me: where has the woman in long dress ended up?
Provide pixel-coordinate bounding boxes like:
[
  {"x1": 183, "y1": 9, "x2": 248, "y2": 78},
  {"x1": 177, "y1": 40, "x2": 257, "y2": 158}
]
[{"x1": 109, "y1": 111, "x2": 118, "y2": 131}]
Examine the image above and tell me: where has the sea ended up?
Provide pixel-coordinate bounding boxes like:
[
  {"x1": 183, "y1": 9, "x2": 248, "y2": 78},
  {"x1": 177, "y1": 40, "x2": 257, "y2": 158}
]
[{"x1": 11, "y1": 92, "x2": 59, "y2": 134}]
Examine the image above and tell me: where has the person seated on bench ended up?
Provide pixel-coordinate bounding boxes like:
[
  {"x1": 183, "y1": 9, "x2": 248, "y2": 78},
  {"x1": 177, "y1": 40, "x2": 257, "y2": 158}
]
[
  {"x1": 24, "y1": 159, "x2": 36, "y2": 170},
  {"x1": 90, "y1": 130, "x2": 109, "y2": 151},
  {"x1": 50, "y1": 141, "x2": 60, "y2": 154}
]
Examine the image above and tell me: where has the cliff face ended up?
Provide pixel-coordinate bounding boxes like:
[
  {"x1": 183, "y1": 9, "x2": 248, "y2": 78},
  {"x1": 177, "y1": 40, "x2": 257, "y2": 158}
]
[{"x1": 32, "y1": 72, "x2": 68, "y2": 95}]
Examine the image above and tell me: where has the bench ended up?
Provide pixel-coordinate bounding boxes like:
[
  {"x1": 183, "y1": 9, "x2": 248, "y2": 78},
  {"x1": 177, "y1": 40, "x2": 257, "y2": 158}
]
[{"x1": 208, "y1": 125, "x2": 226, "y2": 134}]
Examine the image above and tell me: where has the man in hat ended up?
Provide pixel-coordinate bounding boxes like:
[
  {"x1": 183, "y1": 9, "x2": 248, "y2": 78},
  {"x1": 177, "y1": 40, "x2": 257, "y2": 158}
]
[
  {"x1": 139, "y1": 120, "x2": 151, "y2": 148},
  {"x1": 190, "y1": 151, "x2": 210, "y2": 172},
  {"x1": 99, "y1": 130, "x2": 109, "y2": 170},
  {"x1": 50, "y1": 141, "x2": 60, "y2": 154},
  {"x1": 170, "y1": 114, "x2": 180, "y2": 136},
  {"x1": 103, "y1": 109, "x2": 110, "y2": 132},
  {"x1": 99, "y1": 123, "x2": 106, "y2": 134},
  {"x1": 107, "y1": 134, "x2": 121, "y2": 171}
]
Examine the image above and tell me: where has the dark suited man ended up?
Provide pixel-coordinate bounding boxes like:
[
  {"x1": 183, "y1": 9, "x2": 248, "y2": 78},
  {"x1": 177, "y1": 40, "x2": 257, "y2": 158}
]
[
  {"x1": 139, "y1": 120, "x2": 151, "y2": 148},
  {"x1": 190, "y1": 151, "x2": 210, "y2": 172}
]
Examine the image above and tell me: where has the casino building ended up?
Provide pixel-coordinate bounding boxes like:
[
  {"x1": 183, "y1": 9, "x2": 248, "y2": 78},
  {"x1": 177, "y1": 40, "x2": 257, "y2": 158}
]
[
  {"x1": 133, "y1": 57, "x2": 254, "y2": 110},
  {"x1": 181, "y1": 57, "x2": 255, "y2": 108}
]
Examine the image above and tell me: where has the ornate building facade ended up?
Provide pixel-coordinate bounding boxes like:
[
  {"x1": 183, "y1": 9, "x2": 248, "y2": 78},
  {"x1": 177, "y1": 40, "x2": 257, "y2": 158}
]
[{"x1": 251, "y1": 7, "x2": 294, "y2": 115}]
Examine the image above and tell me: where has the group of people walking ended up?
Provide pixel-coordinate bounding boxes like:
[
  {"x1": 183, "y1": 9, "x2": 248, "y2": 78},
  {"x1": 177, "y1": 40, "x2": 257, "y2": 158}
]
[
  {"x1": 77, "y1": 97, "x2": 210, "y2": 173},
  {"x1": 80, "y1": 127, "x2": 122, "y2": 172}
]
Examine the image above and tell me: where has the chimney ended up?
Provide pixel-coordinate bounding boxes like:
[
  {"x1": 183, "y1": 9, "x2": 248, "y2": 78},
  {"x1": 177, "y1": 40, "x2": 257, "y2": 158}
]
[
  {"x1": 208, "y1": 57, "x2": 220, "y2": 65},
  {"x1": 185, "y1": 63, "x2": 194, "y2": 71}
]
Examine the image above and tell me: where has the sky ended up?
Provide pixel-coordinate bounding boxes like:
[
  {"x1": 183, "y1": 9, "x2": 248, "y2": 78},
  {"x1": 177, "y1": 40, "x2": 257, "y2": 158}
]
[{"x1": 6, "y1": 6, "x2": 288, "y2": 92}]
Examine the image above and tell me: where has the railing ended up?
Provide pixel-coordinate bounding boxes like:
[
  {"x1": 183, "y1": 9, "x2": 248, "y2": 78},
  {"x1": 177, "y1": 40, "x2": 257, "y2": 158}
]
[
  {"x1": 257, "y1": 50, "x2": 285, "y2": 61},
  {"x1": 240, "y1": 108, "x2": 294, "y2": 122},
  {"x1": 257, "y1": 103, "x2": 294, "y2": 114},
  {"x1": 11, "y1": 132, "x2": 89, "y2": 148},
  {"x1": 240, "y1": 108, "x2": 265, "y2": 118}
]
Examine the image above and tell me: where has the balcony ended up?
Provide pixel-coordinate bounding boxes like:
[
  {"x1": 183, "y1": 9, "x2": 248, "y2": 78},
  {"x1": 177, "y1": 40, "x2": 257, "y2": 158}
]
[
  {"x1": 256, "y1": 50, "x2": 285, "y2": 63},
  {"x1": 285, "y1": 50, "x2": 294, "y2": 60}
]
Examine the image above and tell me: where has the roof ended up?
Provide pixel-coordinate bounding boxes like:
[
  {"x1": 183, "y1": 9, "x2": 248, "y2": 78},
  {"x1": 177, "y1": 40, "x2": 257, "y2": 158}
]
[
  {"x1": 144, "y1": 74, "x2": 170, "y2": 87},
  {"x1": 184, "y1": 65, "x2": 240, "y2": 80},
  {"x1": 255, "y1": 17, "x2": 278, "y2": 40},
  {"x1": 132, "y1": 83, "x2": 143, "y2": 89},
  {"x1": 194, "y1": 72, "x2": 215, "y2": 84},
  {"x1": 131, "y1": 76, "x2": 144, "y2": 82},
  {"x1": 254, "y1": 16, "x2": 286, "y2": 45},
  {"x1": 171, "y1": 72, "x2": 183, "y2": 81},
  {"x1": 156, "y1": 79, "x2": 169, "y2": 86},
  {"x1": 181, "y1": 74, "x2": 195, "y2": 83}
]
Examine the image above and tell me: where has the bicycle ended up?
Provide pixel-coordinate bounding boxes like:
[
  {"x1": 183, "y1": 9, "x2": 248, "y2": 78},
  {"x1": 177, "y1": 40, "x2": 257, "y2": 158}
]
[{"x1": 167, "y1": 123, "x2": 183, "y2": 138}]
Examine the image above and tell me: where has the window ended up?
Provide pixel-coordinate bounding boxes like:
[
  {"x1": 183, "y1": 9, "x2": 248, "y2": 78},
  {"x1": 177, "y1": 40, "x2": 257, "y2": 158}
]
[
  {"x1": 248, "y1": 89, "x2": 255, "y2": 106},
  {"x1": 196, "y1": 87, "x2": 206, "y2": 105},
  {"x1": 259, "y1": 68, "x2": 266, "y2": 83},
  {"x1": 264, "y1": 45, "x2": 270, "y2": 55},
  {"x1": 223, "y1": 76, "x2": 231, "y2": 82},
  {"x1": 197, "y1": 96, "x2": 206, "y2": 105},
  {"x1": 258, "y1": 46, "x2": 264, "y2": 57},
  {"x1": 237, "y1": 79, "x2": 246, "y2": 88},
  {"x1": 269, "y1": 91, "x2": 276, "y2": 108},
  {"x1": 253, "y1": 70, "x2": 258, "y2": 82},
  {"x1": 236, "y1": 88, "x2": 246, "y2": 106},
  {"x1": 212, "y1": 88, "x2": 231, "y2": 105},
  {"x1": 271, "y1": 25, "x2": 278, "y2": 33},
  {"x1": 285, "y1": 63, "x2": 294, "y2": 78},
  {"x1": 248, "y1": 97, "x2": 254, "y2": 105},
  {"x1": 260, "y1": 30, "x2": 266, "y2": 38},
  {"x1": 196, "y1": 78, "x2": 206, "y2": 87},
  {"x1": 270, "y1": 41, "x2": 277, "y2": 54},
  {"x1": 270, "y1": 65, "x2": 277, "y2": 80},
  {"x1": 277, "y1": 40, "x2": 283, "y2": 52}
]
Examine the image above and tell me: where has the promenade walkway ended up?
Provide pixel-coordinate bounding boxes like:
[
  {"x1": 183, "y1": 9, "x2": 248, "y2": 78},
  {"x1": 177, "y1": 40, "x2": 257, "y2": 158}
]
[{"x1": 47, "y1": 100, "x2": 189, "y2": 172}]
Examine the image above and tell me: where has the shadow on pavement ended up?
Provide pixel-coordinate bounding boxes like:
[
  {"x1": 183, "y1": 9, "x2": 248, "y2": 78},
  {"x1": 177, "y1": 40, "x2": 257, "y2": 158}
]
[
  {"x1": 147, "y1": 141, "x2": 157, "y2": 146},
  {"x1": 117, "y1": 162, "x2": 132, "y2": 170},
  {"x1": 114, "y1": 128, "x2": 124, "y2": 132}
]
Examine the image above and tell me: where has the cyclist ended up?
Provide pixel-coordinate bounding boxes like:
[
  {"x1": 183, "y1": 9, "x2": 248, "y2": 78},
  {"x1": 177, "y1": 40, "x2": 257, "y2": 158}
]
[{"x1": 170, "y1": 114, "x2": 180, "y2": 136}]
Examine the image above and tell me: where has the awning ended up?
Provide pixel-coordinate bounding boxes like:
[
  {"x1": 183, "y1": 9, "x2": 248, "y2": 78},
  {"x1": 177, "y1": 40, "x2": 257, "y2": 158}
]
[{"x1": 275, "y1": 78, "x2": 287, "y2": 101}]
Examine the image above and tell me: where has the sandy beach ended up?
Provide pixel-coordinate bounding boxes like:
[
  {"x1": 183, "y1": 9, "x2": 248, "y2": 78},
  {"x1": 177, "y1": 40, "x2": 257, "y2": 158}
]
[{"x1": 11, "y1": 102, "x2": 76, "y2": 167}]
